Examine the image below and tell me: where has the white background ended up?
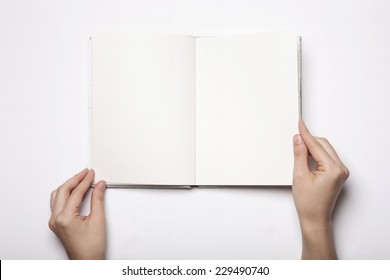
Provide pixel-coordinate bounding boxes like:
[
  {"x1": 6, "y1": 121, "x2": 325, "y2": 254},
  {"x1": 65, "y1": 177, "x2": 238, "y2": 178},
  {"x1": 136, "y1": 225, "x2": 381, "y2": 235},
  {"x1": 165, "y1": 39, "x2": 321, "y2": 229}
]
[{"x1": 0, "y1": 0, "x2": 389, "y2": 259}]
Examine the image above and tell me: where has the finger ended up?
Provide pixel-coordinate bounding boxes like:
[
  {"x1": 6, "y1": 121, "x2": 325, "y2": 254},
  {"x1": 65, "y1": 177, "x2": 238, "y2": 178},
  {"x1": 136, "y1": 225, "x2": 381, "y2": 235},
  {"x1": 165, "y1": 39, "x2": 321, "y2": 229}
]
[
  {"x1": 52, "y1": 168, "x2": 89, "y2": 216},
  {"x1": 315, "y1": 137, "x2": 349, "y2": 176},
  {"x1": 64, "y1": 169, "x2": 95, "y2": 214},
  {"x1": 50, "y1": 189, "x2": 57, "y2": 213},
  {"x1": 315, "y1": 137, "x2": 342, "y2": 165},
  {"x1": 293, "y1": 134, "x2": 310, "y2": 178},
  {"x1": 90, "y1": 180, "x2": 107, "y2": 221},
  {"x1": 298, "y1": 119, "x2": 333, "y2": 164}
]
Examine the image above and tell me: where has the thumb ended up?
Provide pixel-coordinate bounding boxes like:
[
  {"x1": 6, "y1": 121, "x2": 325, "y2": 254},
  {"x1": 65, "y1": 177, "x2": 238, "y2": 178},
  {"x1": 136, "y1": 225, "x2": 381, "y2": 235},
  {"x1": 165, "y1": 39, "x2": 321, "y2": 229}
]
[
  {"x1": 90, "y1": 180, "x2": 106, "y2": 220},
  {"x1": 293, "y1": 134, "x2": 309, "y2": 177}
]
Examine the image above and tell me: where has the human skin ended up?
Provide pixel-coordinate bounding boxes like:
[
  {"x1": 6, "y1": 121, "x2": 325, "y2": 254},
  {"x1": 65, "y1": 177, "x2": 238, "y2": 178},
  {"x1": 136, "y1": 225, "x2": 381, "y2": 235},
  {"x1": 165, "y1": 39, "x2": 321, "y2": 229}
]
[
  {"x1": 49, "y1": 169, "x2": 107, "y2": 260},
  {"x1": 49, "y1": 120, "x2": 348, "y2": 260},
  {"x1": 292, "y1": 119, "x2": 349, "y2": 259}
]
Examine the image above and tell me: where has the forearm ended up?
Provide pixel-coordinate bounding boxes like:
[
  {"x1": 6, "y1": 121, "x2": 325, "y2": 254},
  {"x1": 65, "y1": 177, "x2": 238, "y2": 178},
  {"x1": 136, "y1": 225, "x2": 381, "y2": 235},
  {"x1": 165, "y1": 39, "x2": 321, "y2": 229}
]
[{"x1": 300, "y1": 221, "x2": 337, "y2": 260}]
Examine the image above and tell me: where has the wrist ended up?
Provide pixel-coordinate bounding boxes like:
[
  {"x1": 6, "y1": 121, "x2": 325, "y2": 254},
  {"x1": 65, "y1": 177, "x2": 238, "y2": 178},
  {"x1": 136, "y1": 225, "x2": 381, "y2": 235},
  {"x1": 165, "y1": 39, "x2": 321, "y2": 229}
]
[
  {"x1": 299, "y1": 219, "x2": 337, "y2": 260},
  {"x1": 299, "y1": 217, "x2": 332, "y2": 234}
]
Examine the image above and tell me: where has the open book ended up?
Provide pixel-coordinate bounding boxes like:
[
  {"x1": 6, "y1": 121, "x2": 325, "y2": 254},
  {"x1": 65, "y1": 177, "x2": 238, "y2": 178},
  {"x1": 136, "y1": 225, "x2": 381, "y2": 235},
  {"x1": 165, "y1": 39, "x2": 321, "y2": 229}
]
[{"x1": 90, "y1": 32, "x2": 301, "y2": 187}]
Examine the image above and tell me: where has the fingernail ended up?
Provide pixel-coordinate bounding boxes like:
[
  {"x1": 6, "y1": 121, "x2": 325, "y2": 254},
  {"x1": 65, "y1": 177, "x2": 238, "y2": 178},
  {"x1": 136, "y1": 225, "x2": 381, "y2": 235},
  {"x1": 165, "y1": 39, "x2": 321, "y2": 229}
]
[
  {"x1": 97, "y1": 181, "x2": 106, "y2": 191},
  {"x1": 294, "y1": 134, "x2": 303, "y2": 145}
]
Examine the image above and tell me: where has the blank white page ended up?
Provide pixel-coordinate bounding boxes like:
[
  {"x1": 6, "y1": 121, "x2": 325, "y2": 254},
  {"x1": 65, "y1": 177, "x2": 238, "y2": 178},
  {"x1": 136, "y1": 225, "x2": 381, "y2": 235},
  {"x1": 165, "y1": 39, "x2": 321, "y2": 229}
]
[
  {"x1": 91, "y1": 33, "x2": 196, "y2": 185},
  {"x1": 196, "y1": 33, "x2": 299, "y2": 185}
]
